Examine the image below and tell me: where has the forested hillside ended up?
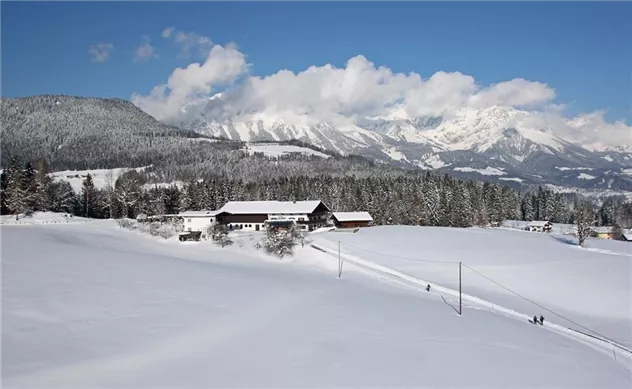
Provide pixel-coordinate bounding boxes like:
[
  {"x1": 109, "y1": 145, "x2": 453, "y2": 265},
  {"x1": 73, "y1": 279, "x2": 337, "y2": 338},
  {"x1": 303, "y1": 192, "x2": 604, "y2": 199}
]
[{"x1": 2, "y1": 95, "x2": 631, "y2": 230}]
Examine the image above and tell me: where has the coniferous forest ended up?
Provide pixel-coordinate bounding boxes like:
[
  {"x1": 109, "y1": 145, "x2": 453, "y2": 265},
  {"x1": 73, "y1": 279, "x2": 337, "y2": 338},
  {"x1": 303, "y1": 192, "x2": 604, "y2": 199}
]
[
  {"x1": 2, "y1": 95, "x2": 631, "y2": 230},
  {"x1": 2, "y1": 154, "x2": 632, "y2": 230}
]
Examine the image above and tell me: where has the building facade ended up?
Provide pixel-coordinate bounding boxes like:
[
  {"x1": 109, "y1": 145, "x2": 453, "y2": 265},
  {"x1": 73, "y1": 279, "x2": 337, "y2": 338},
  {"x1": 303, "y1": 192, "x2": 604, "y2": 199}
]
[
  {"x1": 180, "y1": 210, "x2": 223, "y2": 237},
  {"x1": 219, "y1": 200, "x2": 331, "y2": 232},
  {"x1": 330, "y1": 212, "x2": 374, "y2": 228}
]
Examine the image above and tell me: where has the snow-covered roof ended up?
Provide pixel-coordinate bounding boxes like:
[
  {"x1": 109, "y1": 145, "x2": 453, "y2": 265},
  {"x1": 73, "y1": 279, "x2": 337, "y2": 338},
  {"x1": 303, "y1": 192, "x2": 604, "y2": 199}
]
[
  {"x1": 332, "y1": 212, "x2": 373, "y2": 222},
  {"x1": 220, "y1": 201, "x2": 325, "y2": 215},
  {"x1": 528, "y1": 220, "x2": 551, "y2": 227},
  {"x1": 591, "y1": 226, "x2": 615, "y2": 234},
  {"x1": 179, "y1": 210, "x2": 222, "y2": 217}
]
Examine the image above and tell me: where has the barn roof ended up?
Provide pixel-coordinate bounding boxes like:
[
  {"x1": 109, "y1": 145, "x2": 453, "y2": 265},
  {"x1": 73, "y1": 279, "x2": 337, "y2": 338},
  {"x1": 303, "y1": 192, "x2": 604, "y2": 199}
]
[
  {"x1": 591, "y1": 226, "x2": 615, "y2": 234},
  {"x1": 220, "y1": 200, "x2": 325, "y2": 215},
  {"x1": 179, "y1": 210, "x2": 223, "y2": 217},
  {"x1": 332, "y1": 212, "x2": 374, "y2": 222},
  {"x1": 528, "y1": 220, "x2": 551, "y2": 227}
]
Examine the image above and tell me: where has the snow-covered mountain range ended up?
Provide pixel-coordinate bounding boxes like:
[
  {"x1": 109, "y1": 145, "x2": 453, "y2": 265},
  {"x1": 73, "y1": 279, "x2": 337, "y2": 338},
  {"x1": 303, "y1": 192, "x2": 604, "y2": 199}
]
[{"x1": 177, "y1": 97, "x2": 632, "y2": 192}]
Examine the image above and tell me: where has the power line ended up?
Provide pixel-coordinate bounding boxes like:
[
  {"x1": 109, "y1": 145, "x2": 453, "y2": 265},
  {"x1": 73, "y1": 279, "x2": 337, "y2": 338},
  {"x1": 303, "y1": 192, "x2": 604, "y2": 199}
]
[
  {"x1": 341, "y1": 242, "x2": 460, "y2": 264},
  {"x1": 462, "y1": 263, "x2": 631, "y2": 353}
]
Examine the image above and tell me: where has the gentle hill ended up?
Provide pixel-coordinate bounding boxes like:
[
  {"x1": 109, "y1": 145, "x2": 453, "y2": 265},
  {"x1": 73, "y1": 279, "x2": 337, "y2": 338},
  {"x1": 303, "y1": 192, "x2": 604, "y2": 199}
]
[
  {"x1": 2, "y1": 221, "x2": 630, "y2": 387},
  {"x1": 311, "y1": 226, "x2": 632, "y2": 349}
]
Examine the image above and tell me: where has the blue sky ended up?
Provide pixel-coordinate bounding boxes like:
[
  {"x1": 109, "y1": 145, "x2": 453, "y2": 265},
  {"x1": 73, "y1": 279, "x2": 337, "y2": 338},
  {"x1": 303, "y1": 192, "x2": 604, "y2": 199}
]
[{"x1": 2, "y1": 1, "x2": 630, "y2": 122}]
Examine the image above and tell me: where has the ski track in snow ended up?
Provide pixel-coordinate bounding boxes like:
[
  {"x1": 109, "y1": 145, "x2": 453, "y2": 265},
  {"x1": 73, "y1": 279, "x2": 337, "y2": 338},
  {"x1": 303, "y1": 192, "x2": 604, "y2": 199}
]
[{"x1": 308, "y1": 241, "x2": 632, "y2": 366}]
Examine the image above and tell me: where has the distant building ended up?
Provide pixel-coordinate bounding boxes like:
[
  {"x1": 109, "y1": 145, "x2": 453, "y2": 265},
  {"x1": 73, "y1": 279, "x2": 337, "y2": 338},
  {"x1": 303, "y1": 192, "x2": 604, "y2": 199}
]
[
  {"x1": 527, "y1": 221, "x2": 552, "y2": 233},
  {"x1": 590, "y1": 226, "x2": 620, "y2": 240},
  {"x1": 219, "y1": 200, "x2": 331, "y2": 232},
  {"x1": 179, "y1": 210, "x2": 224, "y2": 236},
  {"x1": 330, "y1": 212, "x2": 374, "y2": 229}
]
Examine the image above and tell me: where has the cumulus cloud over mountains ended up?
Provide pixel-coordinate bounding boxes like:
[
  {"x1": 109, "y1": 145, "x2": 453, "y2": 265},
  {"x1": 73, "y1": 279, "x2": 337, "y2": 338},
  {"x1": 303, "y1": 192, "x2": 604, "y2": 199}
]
[{"x1": 132, "y1": 41, "x2": 630, "y2": 151}]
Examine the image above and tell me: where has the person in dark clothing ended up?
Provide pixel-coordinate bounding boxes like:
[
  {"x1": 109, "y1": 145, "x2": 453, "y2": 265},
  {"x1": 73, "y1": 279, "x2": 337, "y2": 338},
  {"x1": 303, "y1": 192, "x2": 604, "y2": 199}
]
[
  {"x1": 426, "y1": 284, "x2": 431, "y2": 292},
  {"x1": 539, "y1": 315, "x2": 545, "y2": 325},
  {"x1": 533, "y1": 315, "x2": 538, "y2": 324}
]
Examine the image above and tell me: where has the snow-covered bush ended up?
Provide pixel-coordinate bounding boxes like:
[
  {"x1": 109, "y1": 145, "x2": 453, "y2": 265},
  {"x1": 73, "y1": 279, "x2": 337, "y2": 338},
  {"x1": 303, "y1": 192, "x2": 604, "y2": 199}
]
[
  {"x1": 117, "y1": 218, "x2": 136, "y2": 230},
  {"x1": 117, "y1": 218, "x2": 179, "y2": 239},
  {"x1": 209, "y1": 223, "x2": 233, "y2": 247},
  {"x1": 256, "y1": 226, "x2": 302, "y2": 258}
]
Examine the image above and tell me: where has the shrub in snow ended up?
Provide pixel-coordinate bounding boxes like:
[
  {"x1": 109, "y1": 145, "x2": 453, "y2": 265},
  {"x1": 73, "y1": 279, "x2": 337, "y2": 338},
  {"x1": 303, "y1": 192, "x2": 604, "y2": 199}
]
[
  {"x1": 209, "y1": 223, "x2": 233, "y2": 247},
  {"x1": 117, "y1": 218, "x2": 136, "y2": 230},
  {"x1": 117, "y1": 218, "x2": 178, "y2": 239},
  {"x1": 256, "y1": 226, "x2": 302, "y2": 258}
]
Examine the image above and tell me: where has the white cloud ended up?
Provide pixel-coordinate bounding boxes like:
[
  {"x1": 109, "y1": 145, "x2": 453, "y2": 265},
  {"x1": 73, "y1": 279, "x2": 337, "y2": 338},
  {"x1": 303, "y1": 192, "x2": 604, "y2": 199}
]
[
  {"x1": 132, "y1": 42, "x2": 631, "y2": 150},
  {"x1": 161, "y1": 26, "x2": 213, "y2": 57},
  {"x1": 88, "y1": 43, "x2": 114, "y2": 63},
  {"x1": 132, "y1": 44, "x2": 247, "y2": 121},
  {"x1": 133, "y1": 36, "x2": 158, "y2": 63},
  {"x1": 161, "y1": 26, "x2": 175, "y2": 39},
  {"x1": 566, "y1": 111, "x2": 632, "y2": 152}
]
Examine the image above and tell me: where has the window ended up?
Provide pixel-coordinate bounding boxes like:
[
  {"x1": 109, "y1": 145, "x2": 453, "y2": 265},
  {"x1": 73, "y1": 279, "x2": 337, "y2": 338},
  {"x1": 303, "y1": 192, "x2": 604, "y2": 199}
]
[
  {"x1": 187, "y1": 218, "x2": 192, "y2": 222},
  {"x1": 188, "y1": 227, "x2": 192, "y2": 231},
  {"x1": 299, "y1": 217, "x2": 305, "y2": 221}
]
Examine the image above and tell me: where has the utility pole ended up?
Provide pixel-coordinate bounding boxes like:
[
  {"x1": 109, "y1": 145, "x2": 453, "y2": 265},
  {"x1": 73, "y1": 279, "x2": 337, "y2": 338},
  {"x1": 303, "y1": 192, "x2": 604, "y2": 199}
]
[
  {"x1": 338, "y1": 240, "x2": 342, "y2": 278},
  {"x1": 459, "y1": 262, "x2": 462, "y2": 316}
]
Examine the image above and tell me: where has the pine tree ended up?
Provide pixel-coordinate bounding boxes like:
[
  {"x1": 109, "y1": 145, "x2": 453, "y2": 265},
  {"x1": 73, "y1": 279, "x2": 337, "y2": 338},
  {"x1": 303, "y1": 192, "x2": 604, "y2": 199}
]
[
  {"x1": 49, "y1": 181, "x2": 77, "y2": 213},
  {"x1": 0, "y1": 170, "x2": 8, "y2": 215},
  {"x1": 5, "y1": 156, "x2": 27, "y2": 219},
  {"x1": 30, "y1": 158, "x2": 53, "y2": 211},
  {"x1": 80, "y1": 173, "x2": 97, "y2": 218}
]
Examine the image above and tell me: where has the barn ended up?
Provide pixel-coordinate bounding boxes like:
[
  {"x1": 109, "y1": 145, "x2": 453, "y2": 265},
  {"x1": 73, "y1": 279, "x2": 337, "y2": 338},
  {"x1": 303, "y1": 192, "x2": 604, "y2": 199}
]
[
  {"x1": 527, "y1": 220, "x2": 552, "y2": 233},
  {"x1": 219, "y1": 200, "x2": 331, "y2": 232},
  {"x1": 330, "y1": 212, "x2": 374, "y2": 229}
]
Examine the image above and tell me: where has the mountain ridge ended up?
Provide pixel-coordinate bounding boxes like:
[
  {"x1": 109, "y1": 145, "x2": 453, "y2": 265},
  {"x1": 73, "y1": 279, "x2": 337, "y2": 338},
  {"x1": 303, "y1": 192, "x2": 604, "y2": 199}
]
[{"x1": 176, "y1": 96, "x2": 632, "y2": 191}]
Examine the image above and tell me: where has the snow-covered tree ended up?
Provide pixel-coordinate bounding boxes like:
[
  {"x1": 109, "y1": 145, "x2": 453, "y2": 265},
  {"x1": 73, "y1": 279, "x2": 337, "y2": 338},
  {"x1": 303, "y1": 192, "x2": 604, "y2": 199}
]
[
  {"x1": 5, "y1": 157, "x2": 27, "y2": 219},
  {"x1": 575, "y1": 201, "x2": 594, "y2": 248},
  {"x1": 80, "y1": 173, "x2": 98, "y2": 218},
  {"x1": 209, "y1": 223, "x2": 233, "y2": 247}
]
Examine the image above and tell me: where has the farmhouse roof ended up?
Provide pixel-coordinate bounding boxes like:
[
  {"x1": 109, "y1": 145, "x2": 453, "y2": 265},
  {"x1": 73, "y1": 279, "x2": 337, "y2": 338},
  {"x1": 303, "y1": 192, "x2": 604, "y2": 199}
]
[
  {"x1": 179, "y1": 210, "x2": 223, "y2": 217},
  {"x1": 528, "y1": 220, "x2": 551, "y2": 227},
  {"x1": 332, "y1": 212, "x2": 373, "y2": 222},
  {"x1": 591, "y1": 226, "x2": 615, "y2": 234},
  {"x1": 220, "y1": 200, "x2": 325, "y2": 215}
]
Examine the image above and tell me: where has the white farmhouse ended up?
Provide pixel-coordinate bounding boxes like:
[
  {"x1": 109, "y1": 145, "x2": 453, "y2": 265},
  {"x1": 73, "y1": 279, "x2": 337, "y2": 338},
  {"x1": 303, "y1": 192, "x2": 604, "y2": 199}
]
[
  {"x1": 179, "y1": 210, "x2": 222, "y2": 236},
  {"x1": 219, "y1": 200, "x2": 331, "y2": 232}
]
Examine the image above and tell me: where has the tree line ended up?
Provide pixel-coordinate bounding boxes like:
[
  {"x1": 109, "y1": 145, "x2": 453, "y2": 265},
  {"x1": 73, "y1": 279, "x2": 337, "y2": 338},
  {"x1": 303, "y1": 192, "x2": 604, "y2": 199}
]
[{"x1": 3, "y1": 154, "x2": 631, "y2": 231}]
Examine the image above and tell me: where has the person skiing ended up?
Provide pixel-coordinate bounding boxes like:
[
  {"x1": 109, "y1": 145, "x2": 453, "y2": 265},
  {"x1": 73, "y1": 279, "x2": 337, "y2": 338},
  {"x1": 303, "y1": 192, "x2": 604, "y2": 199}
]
[
  {"x1": 539, "y1": 315, "x2": 545, "y2": 325},
  {"x1": 426, "y1": 284, "x2": 431, "y2": 292},
  {"x1": 533, "y1": 315, "x2": 538, "y2": 324}
]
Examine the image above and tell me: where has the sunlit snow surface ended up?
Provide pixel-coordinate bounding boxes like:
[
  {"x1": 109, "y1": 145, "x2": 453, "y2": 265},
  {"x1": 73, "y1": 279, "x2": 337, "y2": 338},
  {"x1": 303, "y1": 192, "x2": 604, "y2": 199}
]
[{"x1": 2, "y1": 219, "x2": 631, "y2": 388}]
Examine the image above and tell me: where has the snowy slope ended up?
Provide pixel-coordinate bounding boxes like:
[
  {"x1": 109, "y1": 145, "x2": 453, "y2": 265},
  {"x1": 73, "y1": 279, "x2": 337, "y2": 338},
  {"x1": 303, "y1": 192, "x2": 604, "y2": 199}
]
[
  {"x1": 311, "y1": 226, "x2": 632, "y2": 349},
  {"x1": 244, "y1": 142, "x2": 331, "y2": 158},
  {"x1": 3, "y1": 222, "x2": 630, "y2": 388},
  {"x1": 50, "y1": 166, "x2": 150, "y2": 193}
]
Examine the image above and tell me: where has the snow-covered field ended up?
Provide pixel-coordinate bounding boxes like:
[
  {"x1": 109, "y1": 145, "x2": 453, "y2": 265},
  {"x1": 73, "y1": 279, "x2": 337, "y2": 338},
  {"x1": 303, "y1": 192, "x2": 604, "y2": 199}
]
[
  {"x1": 49, "y1": 166, "x2": 151, "y2": 193},
  {"x1": 454, "y1": 166, "x2": 506, "y2": 176},
  {"x1": 0, "y1": 211, "x2": 92, "y2": 225},
  {"x1": 311, "y1": 226, "x2": 632, "y2": 349},
  {"x1": 2, "y1": 221, "x2": 631, "y2": 388},
  {"x1": 244, "y1": 143, "x2": 331, "y2": 158}
]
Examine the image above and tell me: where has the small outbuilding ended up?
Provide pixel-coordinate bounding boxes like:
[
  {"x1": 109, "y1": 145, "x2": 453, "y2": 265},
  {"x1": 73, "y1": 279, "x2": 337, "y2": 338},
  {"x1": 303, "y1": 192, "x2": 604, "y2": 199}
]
[
  {"x1": 527, "y1": 220, "x2": 552, "y2": 233},
  {"x1": 590, "y1": 226, "x2": 619, "y2": 240},
  {"x1": 330, "y1": 212, "x2": 374, "y2": 229}
]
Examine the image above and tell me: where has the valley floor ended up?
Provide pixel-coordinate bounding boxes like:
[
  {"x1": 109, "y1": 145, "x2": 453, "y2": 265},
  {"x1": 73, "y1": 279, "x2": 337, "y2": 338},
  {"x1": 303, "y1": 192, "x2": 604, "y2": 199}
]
[{"x1": 2, "y1": 221, "x2": 631, "y2": 388}]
